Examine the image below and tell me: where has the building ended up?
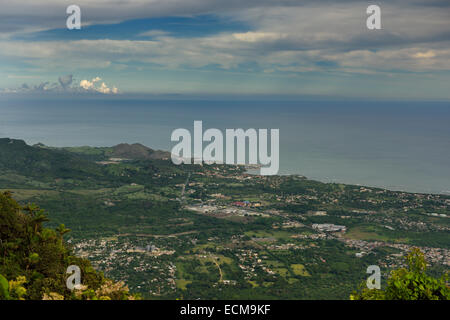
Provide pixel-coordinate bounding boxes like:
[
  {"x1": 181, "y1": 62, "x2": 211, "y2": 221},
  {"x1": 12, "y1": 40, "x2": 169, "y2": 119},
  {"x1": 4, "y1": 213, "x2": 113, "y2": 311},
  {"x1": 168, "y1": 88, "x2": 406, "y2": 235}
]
[{"x1": 312, "y1": 223, "x2": 346, "y2": 232}]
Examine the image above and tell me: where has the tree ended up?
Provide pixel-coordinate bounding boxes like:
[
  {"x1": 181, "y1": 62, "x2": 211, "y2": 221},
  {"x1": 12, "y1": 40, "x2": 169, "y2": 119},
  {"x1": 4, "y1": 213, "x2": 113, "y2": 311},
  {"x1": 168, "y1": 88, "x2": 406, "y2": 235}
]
[
  {"x1": 351, "y1": 248, "x2": 449, "y2": 300},
  {"x1": 0, "y1": 191, "x2": 139, "y2": 300}
]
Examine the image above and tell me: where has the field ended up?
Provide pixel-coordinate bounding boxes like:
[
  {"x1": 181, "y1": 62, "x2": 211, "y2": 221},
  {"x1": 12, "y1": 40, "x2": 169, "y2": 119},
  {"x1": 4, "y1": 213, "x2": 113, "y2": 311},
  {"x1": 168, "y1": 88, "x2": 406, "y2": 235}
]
[{"x1": 0, "y1": 139, "x2": 448, "y2": 299}]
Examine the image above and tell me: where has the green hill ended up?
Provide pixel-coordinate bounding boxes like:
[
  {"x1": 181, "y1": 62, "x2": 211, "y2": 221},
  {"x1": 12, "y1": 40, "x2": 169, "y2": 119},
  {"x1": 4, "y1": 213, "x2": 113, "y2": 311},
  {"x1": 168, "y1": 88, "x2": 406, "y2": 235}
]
[
  {"x1": 0, "y1": 191, "x2": 137, "y2": 300},
  {"x1": 0, "y1": 138, "x2": 103, "y2": 180},
  {"x1": 110, "y1": 143, "x2": 170, "y2": 160}
]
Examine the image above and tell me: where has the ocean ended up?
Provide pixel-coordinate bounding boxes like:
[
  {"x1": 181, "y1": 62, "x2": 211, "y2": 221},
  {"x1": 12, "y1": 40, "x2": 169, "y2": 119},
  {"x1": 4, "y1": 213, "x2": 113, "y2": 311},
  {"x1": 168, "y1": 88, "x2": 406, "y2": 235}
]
[{"x1": 0, "y1": 96, "x2": 449, "y2": 195}]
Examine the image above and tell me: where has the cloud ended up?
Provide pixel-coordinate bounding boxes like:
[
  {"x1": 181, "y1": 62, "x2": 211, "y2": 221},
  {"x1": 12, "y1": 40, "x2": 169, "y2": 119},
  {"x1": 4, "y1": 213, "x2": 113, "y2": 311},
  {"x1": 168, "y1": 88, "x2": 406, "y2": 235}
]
[
  {"x1": 0, "y1": 1, "x2": 449, "y2": 97},
  {"x1": 79, "y1": 79, "x2": 94, "y2": 90},
  {"x1": 1, "y1": 0, "x2": 449, "y2": 40},
  {"x1": 1, "y1": 1, "x2": 448, "y2": 76},
  {"x1": 97, "y1": 82, "x2": 118, "y2": 94},
  {"x1": 1, "y1": 32, "x2": 449, "y2": 77},
  {"x1": 58, "y1": 74, "x2": 73, "y2": 89},
  {"x1": 1, "y1": 75, "x2": 119, "y2": 95},
  {"x1": 233, "y1": 32, "x2": 287, "y2": 43},
  {"x1": 138, "y1": 30, "x2": 172, "y2": 38},
  {"x1": 79, "y1": 77, "x2": 118, "y2": 94},
  {"x1": 413, "y1": 51, "x2": 436, "y2": 59}
]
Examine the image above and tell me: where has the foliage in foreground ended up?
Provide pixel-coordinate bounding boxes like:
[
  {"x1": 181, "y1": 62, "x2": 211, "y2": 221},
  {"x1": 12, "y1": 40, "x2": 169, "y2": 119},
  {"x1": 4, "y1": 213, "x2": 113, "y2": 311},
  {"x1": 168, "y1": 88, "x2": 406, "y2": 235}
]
[
  {"x1": 351, "y1": 248, "x2": 449, "y2": 300},
  {"x1": 0, "y1": 191, "x2": 138, "y2": 300}
]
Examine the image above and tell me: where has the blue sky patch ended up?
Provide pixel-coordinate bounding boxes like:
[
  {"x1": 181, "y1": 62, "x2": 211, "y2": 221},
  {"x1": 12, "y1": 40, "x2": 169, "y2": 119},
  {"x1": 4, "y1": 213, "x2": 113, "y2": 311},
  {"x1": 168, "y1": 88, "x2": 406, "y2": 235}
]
[{"x1": 13, "y1": 15, "x2": 250, "y2": 41}]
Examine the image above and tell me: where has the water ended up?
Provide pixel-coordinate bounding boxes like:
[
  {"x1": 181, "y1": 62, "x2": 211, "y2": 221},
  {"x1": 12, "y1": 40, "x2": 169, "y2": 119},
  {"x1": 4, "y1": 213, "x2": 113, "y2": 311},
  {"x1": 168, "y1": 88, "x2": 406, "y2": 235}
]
[{"x1": 0, "y1": 96, "x2": 449, "y2": 194}]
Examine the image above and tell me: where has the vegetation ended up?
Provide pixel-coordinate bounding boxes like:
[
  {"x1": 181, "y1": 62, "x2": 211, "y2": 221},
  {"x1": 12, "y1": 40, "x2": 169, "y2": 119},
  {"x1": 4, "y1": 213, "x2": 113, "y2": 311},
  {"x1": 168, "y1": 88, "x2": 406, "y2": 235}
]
[
  {"x1": 0, "y1": 191, "x2": 138, "y2": 300},
  {"x1": 0, "y1": 138, "x2": 448, "y2": 299},
  {"x1": 351, "y1": 248, "x2": 449, "y2": 300}
]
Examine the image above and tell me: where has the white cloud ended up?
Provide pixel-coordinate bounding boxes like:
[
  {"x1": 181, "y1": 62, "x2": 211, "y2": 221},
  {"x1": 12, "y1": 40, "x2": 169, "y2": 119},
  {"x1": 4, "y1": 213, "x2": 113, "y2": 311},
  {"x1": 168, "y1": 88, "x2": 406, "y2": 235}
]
[
  {"x1": 1, "y1": 1, "x2": 449, "y2": 77},
  {"x1": 0, "y1": 75, "x2": 119, "y2": 95},
  {"x1": 0, "y1": 0, "x2": 449, "y2": 96},
  {"x1": 138, "y1": 30, "x2": 171, "y2": 38},
  {"x1": 324, "y1": 48, "x2": 450, "y2": 72},
  {"x1": 233, "y1": 32, "x2": 287, "y2": 43},
  {"x1": 413, "y1": 51, "x2": 436, "y2": 59},
  {"x1": 80, "y1": 79, "x2": 94, "y2": 90},
  {"x1": 1, "y1": 33, "x2": 449, "y2": 78},
  {"x1": 79, "y1": 77, "x2": 118, "y2": 94}
]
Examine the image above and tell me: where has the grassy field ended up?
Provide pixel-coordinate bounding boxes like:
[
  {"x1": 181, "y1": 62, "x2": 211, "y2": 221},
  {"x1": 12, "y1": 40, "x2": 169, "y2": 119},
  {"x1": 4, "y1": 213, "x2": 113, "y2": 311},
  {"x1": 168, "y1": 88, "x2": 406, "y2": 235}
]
[
  {"x1": 245, "y1": 230, "x2": 293, "y2": 240},
  {"x1": 345, "y1": 226, "x2": 410, "y2": 243},
  {"x1": 175, "y1": 279, "x2": 192, "y2": 290},
  {"x1": 291, "y1": 264, "x2": 310, "y2": 277}
]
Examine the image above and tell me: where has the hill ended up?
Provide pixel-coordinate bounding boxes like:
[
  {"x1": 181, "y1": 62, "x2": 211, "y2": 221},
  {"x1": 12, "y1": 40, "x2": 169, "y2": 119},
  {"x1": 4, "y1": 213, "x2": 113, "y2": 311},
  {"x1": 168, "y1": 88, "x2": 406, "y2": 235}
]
[
  {"x1": 110, "y1": 143, "x2": 170, "y2": 160},
  {"x1": 32, "y1": 141, "x2": 171, "y2": 162},
  {"x1": 0, "y1": 191, "x2": 137, "y2": 300},
  {"x1": 0, "y1": 138, "x2": 103, "y2": 180},
  {"x1": 0, "y1": 137, "x2": 448, "y2": 300}
]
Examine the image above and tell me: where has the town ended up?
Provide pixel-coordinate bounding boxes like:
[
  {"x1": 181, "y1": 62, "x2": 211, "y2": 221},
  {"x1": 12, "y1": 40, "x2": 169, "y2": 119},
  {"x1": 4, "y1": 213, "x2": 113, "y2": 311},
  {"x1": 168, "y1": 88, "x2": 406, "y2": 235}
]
[{"x1": 1, "y1": 140, "x2": 447, "y2": 299}]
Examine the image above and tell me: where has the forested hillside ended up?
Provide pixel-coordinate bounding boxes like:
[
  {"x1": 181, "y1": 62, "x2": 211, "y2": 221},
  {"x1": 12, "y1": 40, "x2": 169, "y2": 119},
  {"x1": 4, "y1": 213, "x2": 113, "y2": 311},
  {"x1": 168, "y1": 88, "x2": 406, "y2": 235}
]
[{"x1": 0, "y1": 191, "x2": 137, "y2": 300}]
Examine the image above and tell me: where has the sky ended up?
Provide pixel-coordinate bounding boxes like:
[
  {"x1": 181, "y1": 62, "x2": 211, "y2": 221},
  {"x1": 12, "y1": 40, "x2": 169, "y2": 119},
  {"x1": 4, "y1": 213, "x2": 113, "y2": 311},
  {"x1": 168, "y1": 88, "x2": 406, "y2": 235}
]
[{"x1": 0, "y1": 0, "x2": 449, "y2": 99}]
